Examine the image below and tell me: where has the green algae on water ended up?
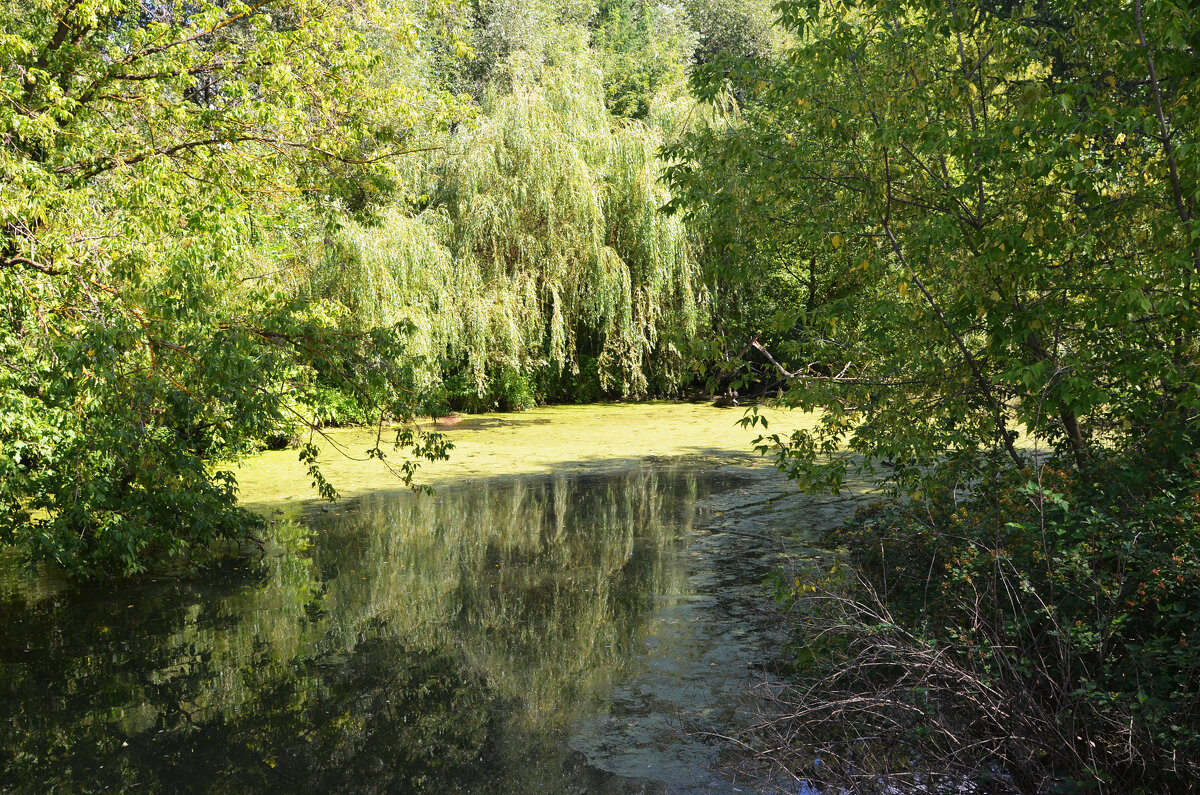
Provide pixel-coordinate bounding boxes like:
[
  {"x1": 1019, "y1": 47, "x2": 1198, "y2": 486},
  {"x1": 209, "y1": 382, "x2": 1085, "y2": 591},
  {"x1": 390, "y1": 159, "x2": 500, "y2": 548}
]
[{"x1": 234, "y1": 402, "x2": 818, "y2": 511}]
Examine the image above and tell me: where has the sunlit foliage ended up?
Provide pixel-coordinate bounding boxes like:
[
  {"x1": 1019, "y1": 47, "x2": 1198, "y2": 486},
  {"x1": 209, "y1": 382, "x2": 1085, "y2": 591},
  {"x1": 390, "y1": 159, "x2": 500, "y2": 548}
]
[
  {"x1": 0, "y1": 0, "x2": 457, "y2": 576},
  {"x1": 325, "y1": 31, "x2": 707, "y2": 408}
]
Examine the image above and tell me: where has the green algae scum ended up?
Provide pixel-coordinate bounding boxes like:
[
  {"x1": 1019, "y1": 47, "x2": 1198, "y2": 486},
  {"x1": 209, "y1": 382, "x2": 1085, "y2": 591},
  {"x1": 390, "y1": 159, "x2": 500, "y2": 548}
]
[
  {"x1": 233, "y1": 402, "x2": 816, "y2": 508},
  {"x1": 1, "y1": 404, "x2": 854, "y2": 792}
]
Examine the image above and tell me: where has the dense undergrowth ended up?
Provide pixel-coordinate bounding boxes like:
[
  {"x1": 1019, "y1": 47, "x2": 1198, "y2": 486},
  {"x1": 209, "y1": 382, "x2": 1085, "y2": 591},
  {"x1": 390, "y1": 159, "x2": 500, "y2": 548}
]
[{"x1": 756, "y1": 432, "x2": 1200, "y2": 792}]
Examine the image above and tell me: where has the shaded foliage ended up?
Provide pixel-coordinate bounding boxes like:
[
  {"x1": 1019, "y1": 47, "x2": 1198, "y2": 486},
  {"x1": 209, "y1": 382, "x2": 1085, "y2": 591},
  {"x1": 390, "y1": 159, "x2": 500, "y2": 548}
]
[{"x1": 668, "y1": 0, "x2": 1200, "y2": 789}]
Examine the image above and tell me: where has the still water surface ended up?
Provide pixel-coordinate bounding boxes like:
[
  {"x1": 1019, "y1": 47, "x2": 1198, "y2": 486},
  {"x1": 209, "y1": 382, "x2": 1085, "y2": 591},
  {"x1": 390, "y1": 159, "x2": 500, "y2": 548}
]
[{"x1": 1, "y1": 407, "x2": 843, "y2": 793}]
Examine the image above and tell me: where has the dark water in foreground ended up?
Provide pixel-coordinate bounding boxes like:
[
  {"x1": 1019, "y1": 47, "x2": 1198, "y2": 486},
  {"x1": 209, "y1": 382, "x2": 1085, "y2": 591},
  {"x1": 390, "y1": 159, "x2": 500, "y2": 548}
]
[{"x1": 0, "y1": 460, "x2": 828, "y2": 793}]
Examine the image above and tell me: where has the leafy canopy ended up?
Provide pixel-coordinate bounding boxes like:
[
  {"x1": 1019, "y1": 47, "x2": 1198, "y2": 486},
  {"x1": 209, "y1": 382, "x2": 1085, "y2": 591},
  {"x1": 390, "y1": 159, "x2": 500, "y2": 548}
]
[
  {"x1": 668, "y1": 0, "x2": 1200, "y2": 494},
  {"x1": 0, "y1": 0, "x2": 455, "y2": 576}
]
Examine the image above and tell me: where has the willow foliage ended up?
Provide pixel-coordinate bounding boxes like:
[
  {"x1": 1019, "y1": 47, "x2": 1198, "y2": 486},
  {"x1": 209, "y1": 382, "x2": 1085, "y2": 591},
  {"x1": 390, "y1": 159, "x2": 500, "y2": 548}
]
[{"x1": 331, "y1": 38, "x2": 706, "y2": 405}]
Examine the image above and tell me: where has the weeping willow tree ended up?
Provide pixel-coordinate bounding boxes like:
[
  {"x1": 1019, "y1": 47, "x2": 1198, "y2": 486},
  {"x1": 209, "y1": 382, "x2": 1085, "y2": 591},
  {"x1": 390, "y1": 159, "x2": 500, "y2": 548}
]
[{"x1": 322, "y1": 30, "x2": 707, "y2": 409}]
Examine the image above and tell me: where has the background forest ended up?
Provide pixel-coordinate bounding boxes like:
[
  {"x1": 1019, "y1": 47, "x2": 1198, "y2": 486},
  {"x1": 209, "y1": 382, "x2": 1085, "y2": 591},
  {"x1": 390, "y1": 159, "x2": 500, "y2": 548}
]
[{"x1": 4, "y1": 0, "x2": 1200, "y2": 790}]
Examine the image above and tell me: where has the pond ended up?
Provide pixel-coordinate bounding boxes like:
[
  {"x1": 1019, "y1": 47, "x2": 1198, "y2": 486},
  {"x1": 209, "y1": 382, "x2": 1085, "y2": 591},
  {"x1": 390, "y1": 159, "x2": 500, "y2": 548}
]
[{"x1": 0, "y1": 404, "x2": 857, "y2": 793}]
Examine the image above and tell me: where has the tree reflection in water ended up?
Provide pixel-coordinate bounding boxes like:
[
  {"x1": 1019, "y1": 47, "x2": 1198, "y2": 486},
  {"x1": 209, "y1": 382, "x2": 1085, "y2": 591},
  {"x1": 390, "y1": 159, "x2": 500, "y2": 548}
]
[{"x1": 1, "y1": 461, "x2": 743, "y2": 792}]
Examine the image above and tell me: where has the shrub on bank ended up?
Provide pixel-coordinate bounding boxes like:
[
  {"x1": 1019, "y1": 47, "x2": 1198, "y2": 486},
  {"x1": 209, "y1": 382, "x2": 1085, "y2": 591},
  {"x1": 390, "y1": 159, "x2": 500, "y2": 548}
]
[{"x1": 762, "y1": 447, "x2": 1200, "y2": 793}]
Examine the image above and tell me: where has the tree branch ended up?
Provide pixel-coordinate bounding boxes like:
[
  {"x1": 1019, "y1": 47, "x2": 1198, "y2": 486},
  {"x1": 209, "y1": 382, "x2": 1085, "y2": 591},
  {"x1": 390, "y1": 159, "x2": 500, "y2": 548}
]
[
  {"x1": 1134, "y1": 0, "x2": 1200, "y2": 278},
  {"x1": 2, "y1": 255, "x2": 59, "y2": 276},
  {"x1": 882, "y1": 222, "x2": 1023, "y2": 470}
]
